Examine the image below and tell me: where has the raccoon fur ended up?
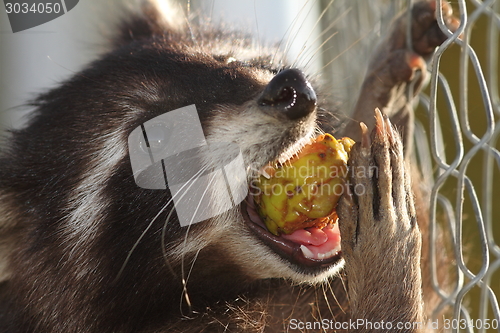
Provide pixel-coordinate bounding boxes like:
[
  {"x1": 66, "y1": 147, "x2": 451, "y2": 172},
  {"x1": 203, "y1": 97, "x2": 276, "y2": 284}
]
[{"x1": 0, "y1": 1, "x2": 458, "y2": 332}]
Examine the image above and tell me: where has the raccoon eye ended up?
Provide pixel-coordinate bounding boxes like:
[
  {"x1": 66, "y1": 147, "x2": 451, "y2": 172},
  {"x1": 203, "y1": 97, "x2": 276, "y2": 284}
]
[
  {"x1": 140, "y1": 123, "x2": 170, "y2": 154},
  {"x1": 147, "y1": 125, "x2": 170, "y2": 152}
]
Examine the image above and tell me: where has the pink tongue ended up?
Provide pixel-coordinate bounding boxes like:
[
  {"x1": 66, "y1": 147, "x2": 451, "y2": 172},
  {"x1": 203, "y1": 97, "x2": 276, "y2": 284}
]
[
  {"x1": 282, "y1": 227, "x2": 328, "y2": 245},
  {"x1": 282, "y1": 224, "x2": 340, "y2": 246},
  {"x1": 282, "y1": 224, "x2": 341, "y2": 260}
]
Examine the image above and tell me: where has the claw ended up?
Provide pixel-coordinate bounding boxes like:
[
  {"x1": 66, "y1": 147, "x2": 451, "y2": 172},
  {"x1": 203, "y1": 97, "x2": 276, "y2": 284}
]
[
  {"x1": 359, "y1": 122, "x2": 370, "y2": 152},
  {"x1": 407, "y1": 53, "x2": 426, "y2": 73},
  {"x1": 384, "y1": 116, "x2": 394, "y2": 144},
  {"x1": 374, "y1": 108, "x2": 385, "y2": 136}
]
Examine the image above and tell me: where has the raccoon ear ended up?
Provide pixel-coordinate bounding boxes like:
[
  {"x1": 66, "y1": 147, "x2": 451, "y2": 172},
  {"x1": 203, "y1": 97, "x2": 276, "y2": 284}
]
[{"x1": 113, "y1": 0, "x2": 186, "y2": 48}]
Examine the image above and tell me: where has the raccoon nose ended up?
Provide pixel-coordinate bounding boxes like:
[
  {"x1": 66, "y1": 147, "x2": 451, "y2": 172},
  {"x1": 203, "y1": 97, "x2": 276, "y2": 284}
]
[{"x1": 258, "y1": 68, "x2": 317, "y2": 120}]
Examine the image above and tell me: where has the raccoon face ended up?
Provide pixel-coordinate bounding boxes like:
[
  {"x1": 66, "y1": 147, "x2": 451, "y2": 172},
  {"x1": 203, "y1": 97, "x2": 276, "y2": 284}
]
[
  {"x1": 115, "y1": 42, "x2": 342, "y2": 285},
  {"x1": 117, "y1": 41, "x2": 343, "y2": 284}
]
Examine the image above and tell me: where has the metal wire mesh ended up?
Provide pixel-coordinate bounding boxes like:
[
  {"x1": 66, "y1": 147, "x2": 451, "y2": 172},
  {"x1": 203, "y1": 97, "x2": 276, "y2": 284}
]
[
  {"x1": 420, "y1": 0, "x2": 500, "y2": 331},
  {"x1": 320, "y1": 0, "x2": 500, "y2": 331}
]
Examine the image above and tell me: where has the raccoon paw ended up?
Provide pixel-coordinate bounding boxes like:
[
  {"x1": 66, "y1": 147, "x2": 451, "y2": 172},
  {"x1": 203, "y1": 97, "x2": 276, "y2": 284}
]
[
  {"x1": 337, "y1": 109, "x2": 422, "y2": 318},
  {"x1": 346, "y1": 1, "x2": 460, "y2": 145},
  {"x1": 338, "y1": 108, "x2": 419, "y2": 252},
  {"x1": 404, "y1": 0, "x2": 460, "y2": 58},
  {"x1": 377, "y1": 0, "x2": 460, "y2": 86}
]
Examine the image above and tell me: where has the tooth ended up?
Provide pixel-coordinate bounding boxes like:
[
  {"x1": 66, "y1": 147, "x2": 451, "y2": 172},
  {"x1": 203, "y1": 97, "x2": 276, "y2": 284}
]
[
  {"x1": 300, "y1": 245, "x2": 315, "y2": 259},
  {"x1": 300, "y1": 245, "x2": 342, "y2": 260},
  {"x1": 277, "y1": 129, "x2": 315, "y2": 164},
  {"x1": 259, "y1": 168, "x2": 271, "y2": 179}
]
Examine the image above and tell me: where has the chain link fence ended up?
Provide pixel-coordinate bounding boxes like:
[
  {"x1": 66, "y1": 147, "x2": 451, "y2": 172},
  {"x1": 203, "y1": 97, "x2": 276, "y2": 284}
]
[
  {"x1": 422, "y1": 0, "x2": 500, "y2": 331},
  {"x1": 321, "y1": 0, "x2": 500, "y2": 331}
]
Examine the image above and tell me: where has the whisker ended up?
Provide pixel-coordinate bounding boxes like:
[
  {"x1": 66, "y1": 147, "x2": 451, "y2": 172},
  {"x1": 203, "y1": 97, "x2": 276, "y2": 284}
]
[
  {"x1": 179, "y1": 247, "x2": 201, "y2": 317},
  {"x1": 179, "y1": 165, "x2": 220, "y2": 316},
  {"x1": 157, "y1": 162, "x2": 212, "y2": 317},
  {"x1": 182, "y1": 0, "x2": 198, "y2": 48},
  {"x1": 161, "y1": 205, "x2": 180, "y2": 278},
  {"x1": 314, "y1": 125, "x2": 325, "y2": 136},
  {"x1": 209, "y1": 0, "x2": 215, "y2": 23},
  {"x1": 254, "y1": 0, "x2": 262, "y2": 58},
  {"x1": 340, "y1": 272, "x2": 349, "y2": 302},
  {"x1": 271, "y1": 0, "x2": 311, "y2": 67},
  {"x1": 313, "y1": 6, "x2": 352, "y2": 44},
  {"x1": 321, "y1": 283, "x2": 335, "y2": 317},
  {"x1": 114, "y1": 199, "x2": 172, "y2": 283},
  {"x1": 301, "y1": 7, "x2": 354, "y2": 71},
  {"x1": 158, "y1": 163, "x2": 211, "y2": 277},
  {"x1": 291, "y1": 0, "x2": 334, "y2": 69},
  {"x1": 185, "y1": 247, "x2": 202, "y2": 291},
  {"x1": 115, "y1": 164, "x2": 210, "y2": 282},
  {"x1": 326, "y1": 280, "x2": 346, "y2": 316},
  {"x1": 301, "y1": 32, "x2": 338, "y2": 73},
  {"x1": 313, "y1": 29, "x2": 372, "y2": 77},
  {"x1": 284, "y1": 0, "x2": 319, "y2": 64}
]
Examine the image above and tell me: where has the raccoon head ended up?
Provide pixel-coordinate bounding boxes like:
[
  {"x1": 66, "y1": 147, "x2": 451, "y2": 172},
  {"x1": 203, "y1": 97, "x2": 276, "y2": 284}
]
[{"x1": 0, "y1": 1, "x2": 343, "y2": 318}]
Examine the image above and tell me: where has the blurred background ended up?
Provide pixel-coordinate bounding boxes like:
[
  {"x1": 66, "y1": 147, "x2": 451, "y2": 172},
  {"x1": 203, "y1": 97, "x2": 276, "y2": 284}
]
[
  {"x1": 1, "y1": 0, "x2": 499, "y2": 331},
  {"x1": 0, "y1": 0, "x2": 397, "y2": 131}
]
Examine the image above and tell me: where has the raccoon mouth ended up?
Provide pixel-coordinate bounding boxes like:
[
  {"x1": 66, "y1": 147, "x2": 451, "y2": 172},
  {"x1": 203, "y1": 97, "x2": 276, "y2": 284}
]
[
  {"x1": 242, "y1": 135, "x2": 342, "y2": 270},
  {"x1": 242, "y1": 197, "x2": 342, "y2": 269}
]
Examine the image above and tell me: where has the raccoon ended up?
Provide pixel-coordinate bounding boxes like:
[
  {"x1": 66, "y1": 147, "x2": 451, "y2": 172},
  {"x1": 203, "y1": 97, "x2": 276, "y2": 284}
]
[{"x1": 0, "y1": 1, "x2": 458, "y2": 332}]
